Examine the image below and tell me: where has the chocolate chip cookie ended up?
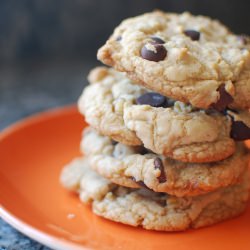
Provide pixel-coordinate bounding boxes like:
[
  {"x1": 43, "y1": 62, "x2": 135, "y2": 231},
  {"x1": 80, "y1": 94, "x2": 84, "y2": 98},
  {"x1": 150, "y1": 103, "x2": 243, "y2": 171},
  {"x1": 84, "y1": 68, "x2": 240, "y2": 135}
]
[
  {"x1": 79, "y1": 67, "x2": 250, "y2": 163},
  {"x1": 60, "y1": 157, "x2": 250, "y2": 231},
  {"x1": 81, "y1": 128, "x2": 249, "y2": 197},
  {"x1": 97, "y1": 11, "x2": 250, "y2": 110}
]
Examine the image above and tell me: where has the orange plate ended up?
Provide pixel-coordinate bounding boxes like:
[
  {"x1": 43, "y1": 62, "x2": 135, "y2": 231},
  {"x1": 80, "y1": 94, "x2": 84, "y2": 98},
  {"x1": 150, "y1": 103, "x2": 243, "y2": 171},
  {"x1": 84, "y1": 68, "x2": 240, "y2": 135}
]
[{"x1": 0, "y1": 105, "x2": 250, "y2": 250}]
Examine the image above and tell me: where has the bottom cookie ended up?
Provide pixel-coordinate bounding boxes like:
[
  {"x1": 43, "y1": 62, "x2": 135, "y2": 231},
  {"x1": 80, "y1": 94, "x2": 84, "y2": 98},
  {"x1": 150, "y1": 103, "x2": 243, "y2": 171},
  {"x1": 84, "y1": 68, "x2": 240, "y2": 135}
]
[{"x1": 60, "y1": 158, "x2": 250, "y2": 231}]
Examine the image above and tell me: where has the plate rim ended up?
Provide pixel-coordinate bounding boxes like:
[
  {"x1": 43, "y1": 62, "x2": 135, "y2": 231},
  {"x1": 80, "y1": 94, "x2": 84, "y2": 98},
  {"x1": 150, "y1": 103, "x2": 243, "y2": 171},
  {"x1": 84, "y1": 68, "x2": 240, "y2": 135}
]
[
  {"x1": 0, "y1": 104, "x2": 77, "y2": 137},
  {"x1": 0, "y1": 105, "x2": 89, "y2": 250}
]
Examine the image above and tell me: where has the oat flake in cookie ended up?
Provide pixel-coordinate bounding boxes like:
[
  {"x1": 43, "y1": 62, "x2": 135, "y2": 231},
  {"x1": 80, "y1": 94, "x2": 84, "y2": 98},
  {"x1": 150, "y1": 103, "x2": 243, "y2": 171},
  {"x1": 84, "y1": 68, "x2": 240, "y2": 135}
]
[
  {"x1": 98, "y1": 11, "x2": 250, "y2": 110},
  {"x1": 80, "y1": 128, "x2": 249, "y2": 197},
  {"x1": 60, "y1": 157, "x2": 250, "y2": 231}
]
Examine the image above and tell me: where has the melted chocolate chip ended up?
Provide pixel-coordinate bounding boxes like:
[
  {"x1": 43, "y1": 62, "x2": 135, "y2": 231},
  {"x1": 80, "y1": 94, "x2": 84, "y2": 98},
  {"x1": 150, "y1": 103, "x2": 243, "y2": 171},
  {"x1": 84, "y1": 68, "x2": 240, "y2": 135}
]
[
  {"x1": 211, "y1": 84, "x2": 233, "y2": 111},
  {"x1": 230, "y1": 120, "x2": 250, "y2": 140},
  {"x1": 154, "y1": 158, "x2": 166, "y2": 183},
  {"x1": 184, "y1": 30, "x2": 200, "y2": 41},
  {"x1": 150, "y1": 36, "x2": 165, "y2": 44},
  {"x1": 141, "y1": 44, "x2": 167, "y2": 62},
  {"x1": 136, "y1": 92, "x2": 168, "y2": 107}
]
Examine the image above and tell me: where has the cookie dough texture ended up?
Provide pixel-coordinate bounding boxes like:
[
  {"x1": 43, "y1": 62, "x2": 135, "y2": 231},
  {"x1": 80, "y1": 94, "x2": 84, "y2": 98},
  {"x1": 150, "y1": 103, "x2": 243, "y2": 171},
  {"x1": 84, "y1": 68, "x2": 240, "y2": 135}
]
[
  {"x1": 97, "y1": 11, "x2": 250, "y2": 109},
  {"x1": 60, "y1": 157, "x2": 115, "y2": 203},
  {"x1": 81, "y1": 128, "x2": 249, "y2": 197},
  {"x1": 78, "y1": 67, "x2": 236, "y2": 163},
  {"x1": 60, "y1": 157, "x2": 250, "y2": 231},
  {"x1": 78, "y1": 66, "x2": 145, "y2": 145}
]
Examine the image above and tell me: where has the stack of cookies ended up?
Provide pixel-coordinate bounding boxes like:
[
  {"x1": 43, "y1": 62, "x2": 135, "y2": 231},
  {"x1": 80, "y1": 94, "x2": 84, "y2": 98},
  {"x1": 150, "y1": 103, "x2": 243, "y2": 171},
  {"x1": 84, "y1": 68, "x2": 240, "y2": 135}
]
[{"x1": 61, "y1": 11, "x2": 250, "y2": 231}]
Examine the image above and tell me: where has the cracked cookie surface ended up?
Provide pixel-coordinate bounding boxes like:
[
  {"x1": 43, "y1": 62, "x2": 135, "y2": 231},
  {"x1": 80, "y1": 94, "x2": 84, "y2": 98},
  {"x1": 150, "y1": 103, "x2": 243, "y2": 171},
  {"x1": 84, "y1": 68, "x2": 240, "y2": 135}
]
[
  {"x1": 81, "y1": 128, "x2": 249, "y2": 197},
  {"x1": 97, "y1": 11, "x2": 250, "y2": 110},
  {"x1": 78, "y1": 67, "x2": 244, "y2": 163},
  {"x1": 60, "y1": 157, "x2": 250, "y2": 231}
]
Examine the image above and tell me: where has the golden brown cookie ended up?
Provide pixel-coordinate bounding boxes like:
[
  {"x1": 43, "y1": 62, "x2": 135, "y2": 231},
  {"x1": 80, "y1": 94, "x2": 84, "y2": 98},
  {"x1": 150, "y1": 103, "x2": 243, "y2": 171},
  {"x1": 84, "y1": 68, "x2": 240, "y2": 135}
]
[
  {"x1": 60, "y1": 157, "x2": 250, "y2": 231},
  {"x1": 81, "y1": 128, "x2": 249, "y2": 197},
  {"x1": 78, "y1": 67, "x2": 250, "y2": 163},
  {"x1": 97, "y1": 11, "x2": 250, "y2": 110}
]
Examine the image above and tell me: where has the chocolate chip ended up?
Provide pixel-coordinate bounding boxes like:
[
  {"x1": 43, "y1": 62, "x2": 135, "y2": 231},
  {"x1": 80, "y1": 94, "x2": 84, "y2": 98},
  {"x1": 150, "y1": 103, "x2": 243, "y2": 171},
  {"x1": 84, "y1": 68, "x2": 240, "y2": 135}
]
[
  {"x1": 150, "y1": 36, "x2": 165, "y2": 44},
  {"x1": 184, "y1": 30, "x2": 200, "y2": 41},
  {"x1": 116, "y1": 36, "x2": 122, "y2": 41},
  {"x1": 211, "y1": 84, "x2": 233, "y2": 111},
  {"x1": 230, "y1": 120, "x2": 250, "y2": 140},
  {"x1": 139, "y1": 146, "x2": 150, "y2": 155},
  {"x1": 136, "y1": 92, "x2": 167, "y2": 107},
  {"x1": 154, "y1": 158, "x2": 166, "y2": 183},
  {"x1": 166, "y1": 98, "x2": 176, "y2": 107},
  {"x1": 141, "y1": 44, "x2": 167, "y2": 62}
]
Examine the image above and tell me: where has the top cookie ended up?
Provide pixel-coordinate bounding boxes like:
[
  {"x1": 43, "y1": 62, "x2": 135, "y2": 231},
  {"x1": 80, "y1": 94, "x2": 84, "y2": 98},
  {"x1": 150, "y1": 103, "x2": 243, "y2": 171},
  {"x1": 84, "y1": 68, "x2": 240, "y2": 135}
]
[{"x1": 98, "y1": 11, "x2": 250, "y2": 110}]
